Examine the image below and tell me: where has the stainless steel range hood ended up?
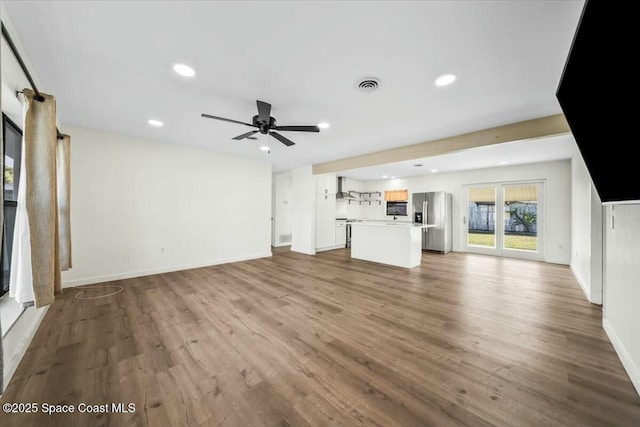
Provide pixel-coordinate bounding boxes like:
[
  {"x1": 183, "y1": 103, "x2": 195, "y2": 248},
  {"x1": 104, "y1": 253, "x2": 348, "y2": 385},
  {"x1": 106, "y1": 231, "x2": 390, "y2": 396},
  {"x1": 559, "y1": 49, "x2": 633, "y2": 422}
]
[{"x1": 336, "y1": 176, "x2": 355, "y2": 199}]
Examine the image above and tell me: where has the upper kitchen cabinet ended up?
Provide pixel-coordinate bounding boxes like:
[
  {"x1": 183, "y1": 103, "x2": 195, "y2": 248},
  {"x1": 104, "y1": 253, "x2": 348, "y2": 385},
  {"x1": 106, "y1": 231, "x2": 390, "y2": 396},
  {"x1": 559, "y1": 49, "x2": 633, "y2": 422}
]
[
  {"x1": 315, "y1": 172, "x2": 337, "y2": 195},
  {"x1": 385, "y1": 189, "x2": 409, "y2": 201}
]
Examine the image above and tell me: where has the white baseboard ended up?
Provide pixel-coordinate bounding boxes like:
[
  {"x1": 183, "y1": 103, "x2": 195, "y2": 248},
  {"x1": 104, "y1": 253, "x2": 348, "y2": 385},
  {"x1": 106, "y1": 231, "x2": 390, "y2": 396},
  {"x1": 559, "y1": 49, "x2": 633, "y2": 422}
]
[
  {"x1": 272, "y1": 242, "x2": 291, "y2": 248},
  {"x1": 570, "y1": 263, "x2": 592, "y2": 303},
  {"x1": 291, "y1": 246, "x2": 316, "y2": 256},
  {"x1": 315, "y1": 244, "x2": 345, "y2": 253},
  {"x1": 2, "y1": 305, "x2": 49, "y2": 393},
  {"x1": 62, "y1": 251, "x2": 272, "y2": 288},
  {"x1": 603, "y1": 318, "x2": 640, "y2": 395}
]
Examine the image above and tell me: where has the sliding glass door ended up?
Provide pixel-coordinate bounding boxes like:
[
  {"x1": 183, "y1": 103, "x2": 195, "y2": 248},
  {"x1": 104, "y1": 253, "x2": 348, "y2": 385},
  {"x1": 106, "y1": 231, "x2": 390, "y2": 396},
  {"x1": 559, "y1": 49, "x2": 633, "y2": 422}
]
[
  {"x1": 465, "y1": 186, "x2": 497, "y2": 252},
  {"x1": 464, "y1": 181, "x2": 543, "y2": 260}
]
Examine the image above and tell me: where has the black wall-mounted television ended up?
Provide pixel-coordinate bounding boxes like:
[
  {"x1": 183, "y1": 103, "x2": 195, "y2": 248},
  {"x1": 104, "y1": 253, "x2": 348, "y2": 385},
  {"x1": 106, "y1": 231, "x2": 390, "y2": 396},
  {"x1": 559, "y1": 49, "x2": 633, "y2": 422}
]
[
  {"x1": 386, "y1": 202, "x2": 407, "y2": 216},
  {"x1": 556, "y1": 0, "x2": 636, "y2": 203}
]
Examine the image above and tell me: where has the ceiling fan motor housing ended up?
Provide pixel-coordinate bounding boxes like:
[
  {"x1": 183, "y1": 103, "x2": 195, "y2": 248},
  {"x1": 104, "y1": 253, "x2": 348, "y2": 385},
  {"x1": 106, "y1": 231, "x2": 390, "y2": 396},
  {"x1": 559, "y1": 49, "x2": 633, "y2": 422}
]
[
  {"x1": 202, "y1": 100, "x2": 318, "y2": 146},
  {"x1": 253, "y1": 115, "x2": 277, "y2": 134}
]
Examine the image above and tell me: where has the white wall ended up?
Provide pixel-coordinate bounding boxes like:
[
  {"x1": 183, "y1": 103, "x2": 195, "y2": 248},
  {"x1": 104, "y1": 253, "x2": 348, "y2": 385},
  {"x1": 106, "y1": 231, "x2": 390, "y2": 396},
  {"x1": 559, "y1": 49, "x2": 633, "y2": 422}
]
[
  {"x1": 571, "y1": 150, "x2": 592, "y2": 296},
  {"x1": 571, "y1": 145, "x2": 603, "y2": 304},
  {"x1": 290, "y1": 166, "x2": 315, "y2": 255},
  {"x1": 272, "y1": 172, "x2": 292, "y2": 247},
  {"x1": 361, "y1": 176, "x2": 422, "y2": 221},
  {"x1": 1, "y1": 302, "x2": 47, "y2": 391},
  {"x1": 61, "y1": 125, "x2": 272, "y2": 286},
  {"x1": 603, "y1": 204, "x2": 640, "y2": 394},
  {"x1": 362, "y1": 160, "x2": 572, "y2": 264},
  {"x1": 589, "y1": 186, "x2": 603, "y2": 303}
]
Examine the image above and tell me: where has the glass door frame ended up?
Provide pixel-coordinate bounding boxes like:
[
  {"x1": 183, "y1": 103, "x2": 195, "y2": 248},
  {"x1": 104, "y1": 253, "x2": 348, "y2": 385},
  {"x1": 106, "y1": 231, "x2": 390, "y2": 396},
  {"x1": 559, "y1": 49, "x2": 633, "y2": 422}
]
[{"x1": 463, "y1": 180, "x2": 544, "y2": 261}]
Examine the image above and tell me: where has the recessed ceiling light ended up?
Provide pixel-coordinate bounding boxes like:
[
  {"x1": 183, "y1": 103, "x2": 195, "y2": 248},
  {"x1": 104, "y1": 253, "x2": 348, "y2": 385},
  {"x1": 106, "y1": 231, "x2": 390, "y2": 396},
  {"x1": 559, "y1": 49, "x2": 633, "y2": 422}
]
[
  {"x1": 318, "y1": 122, "x2": 330, "y2": 129},
  {"x1": 148, "y1": 119, "x2": 164, "y2": 127},
  {"x1": 173, "y1": 63, "x2": 196, "y2": 77},
  {"x1": 431, "y1": 169, "x2": 438, "y2": 173},
  {"x1": 435, "y1": 73, "x2": 457, "y2": 87},
  {"x1": 390, "y1": 176, "x2": 396, "y2": 179},
  {"x1": 499, "y1": 161, "x2": 509, "y2": 165},
  {"x1": 382, "y1": 175, "x2": 388, "y2": 178}
]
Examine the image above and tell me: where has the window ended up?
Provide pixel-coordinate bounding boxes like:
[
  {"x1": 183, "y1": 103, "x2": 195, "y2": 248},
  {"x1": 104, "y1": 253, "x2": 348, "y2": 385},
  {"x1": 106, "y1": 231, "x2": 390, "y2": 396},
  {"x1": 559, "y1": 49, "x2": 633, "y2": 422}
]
[{"x1": 2, "y1": 114, "x2": 22, "y2": 297}]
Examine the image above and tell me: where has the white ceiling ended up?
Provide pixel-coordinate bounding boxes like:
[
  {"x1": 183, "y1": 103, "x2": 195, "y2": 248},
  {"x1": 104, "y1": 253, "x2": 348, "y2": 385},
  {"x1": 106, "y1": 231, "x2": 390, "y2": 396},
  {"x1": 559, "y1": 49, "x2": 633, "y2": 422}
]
[{"x1": 2, "y1": 1, "x2": 585, "y2": 174}]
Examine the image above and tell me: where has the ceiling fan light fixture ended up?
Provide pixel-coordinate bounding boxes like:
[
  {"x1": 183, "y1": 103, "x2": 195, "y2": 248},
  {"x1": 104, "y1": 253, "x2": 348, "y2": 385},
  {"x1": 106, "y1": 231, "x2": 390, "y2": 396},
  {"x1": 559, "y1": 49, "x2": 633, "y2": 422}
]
[
  {"x1": 260, "y1": 145, "x2": 270, "y2": 152},
  {"x1": 173, "y1": 63, "x2": 196, "y2": 77}
]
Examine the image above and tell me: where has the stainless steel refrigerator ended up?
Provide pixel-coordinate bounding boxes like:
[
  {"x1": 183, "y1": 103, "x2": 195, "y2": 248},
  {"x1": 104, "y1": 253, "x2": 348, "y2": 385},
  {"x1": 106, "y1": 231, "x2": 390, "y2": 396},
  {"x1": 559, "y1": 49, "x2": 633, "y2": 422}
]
[{"x1": 412, "y1": 192, "x2": 452, "y2": 253}]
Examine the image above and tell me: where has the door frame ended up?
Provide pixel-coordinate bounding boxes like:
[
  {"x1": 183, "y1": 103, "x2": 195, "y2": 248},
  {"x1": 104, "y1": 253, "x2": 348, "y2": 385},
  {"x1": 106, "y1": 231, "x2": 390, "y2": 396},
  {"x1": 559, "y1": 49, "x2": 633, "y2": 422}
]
[{"x1": 462, "y1": 180, "x2": 545, "y2": 261}]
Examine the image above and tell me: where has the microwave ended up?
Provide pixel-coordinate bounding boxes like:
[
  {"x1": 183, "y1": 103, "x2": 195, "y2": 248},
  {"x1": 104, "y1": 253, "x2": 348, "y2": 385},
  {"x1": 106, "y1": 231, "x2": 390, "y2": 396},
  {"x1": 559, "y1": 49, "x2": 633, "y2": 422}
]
[{"x1": 386, "y1": 201, "x2": 408, "y2": 216}]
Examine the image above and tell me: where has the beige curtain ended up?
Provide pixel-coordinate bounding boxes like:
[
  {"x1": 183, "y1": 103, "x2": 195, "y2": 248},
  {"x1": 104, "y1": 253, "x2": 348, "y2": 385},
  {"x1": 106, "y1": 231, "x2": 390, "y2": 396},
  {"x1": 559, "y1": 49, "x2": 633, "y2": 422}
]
[
  {"x1": 57, "y1": 135, "x2": 72, "y2": 270},
  {"x1": 9, "y1": 88, "x2": 65, "y2": 307}
]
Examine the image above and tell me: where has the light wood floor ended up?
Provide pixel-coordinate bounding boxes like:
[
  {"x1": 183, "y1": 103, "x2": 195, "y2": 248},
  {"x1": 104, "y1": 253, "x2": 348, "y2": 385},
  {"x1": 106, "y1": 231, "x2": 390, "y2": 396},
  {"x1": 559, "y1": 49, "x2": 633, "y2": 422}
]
[{"x1": 2, "y1": 249, "x2": 639, "y2": 426}]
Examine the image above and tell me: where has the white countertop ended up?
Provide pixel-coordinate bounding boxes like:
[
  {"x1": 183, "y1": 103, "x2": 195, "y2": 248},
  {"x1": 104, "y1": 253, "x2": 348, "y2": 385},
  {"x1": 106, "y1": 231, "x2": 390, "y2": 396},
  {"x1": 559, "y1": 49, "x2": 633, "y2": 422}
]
[{"x1": 351, "y1": 221, "x2": 436, "y2": 229}]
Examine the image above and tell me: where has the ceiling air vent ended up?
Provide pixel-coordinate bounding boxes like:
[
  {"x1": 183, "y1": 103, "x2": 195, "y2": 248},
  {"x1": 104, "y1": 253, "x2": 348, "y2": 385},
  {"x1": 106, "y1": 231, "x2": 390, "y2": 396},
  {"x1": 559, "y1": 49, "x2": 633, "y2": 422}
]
[{"x1": 356, "y1": 77, "x2": 380, "y2": 93}]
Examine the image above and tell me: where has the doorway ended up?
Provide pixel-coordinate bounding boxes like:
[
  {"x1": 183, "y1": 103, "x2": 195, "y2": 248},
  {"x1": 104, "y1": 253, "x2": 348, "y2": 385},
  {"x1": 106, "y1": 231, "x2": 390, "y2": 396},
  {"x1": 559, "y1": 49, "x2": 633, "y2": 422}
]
[{"x1": 463, "y1": 181, "x2": 544, "y2": 261}]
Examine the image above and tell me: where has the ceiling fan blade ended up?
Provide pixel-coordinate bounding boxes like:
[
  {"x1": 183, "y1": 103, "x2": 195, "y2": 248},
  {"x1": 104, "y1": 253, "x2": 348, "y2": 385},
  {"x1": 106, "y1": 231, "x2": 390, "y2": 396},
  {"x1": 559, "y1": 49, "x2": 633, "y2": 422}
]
[
  {"x1": 273, "y1": 125, "x2": 320, "y2": 132},
  {"x1": 201, "y1": 113, "x2": 255, "y2": 127},
  {"x1": 256, "y1": 100, "x2": 271, "y2": 123},
  {"x1": 232, "y1": 130, "x2": 259, "y2": 140},
  {"x1": 270, "y1": 131, "x2": 295, "y2": 147}
]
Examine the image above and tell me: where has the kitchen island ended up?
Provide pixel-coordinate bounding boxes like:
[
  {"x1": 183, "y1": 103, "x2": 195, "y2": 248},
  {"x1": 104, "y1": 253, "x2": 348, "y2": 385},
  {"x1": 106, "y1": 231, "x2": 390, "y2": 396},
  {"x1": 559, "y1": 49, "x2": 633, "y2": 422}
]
[{"x1": 350, "y1": 222, "x2": 435, "y2": 268}]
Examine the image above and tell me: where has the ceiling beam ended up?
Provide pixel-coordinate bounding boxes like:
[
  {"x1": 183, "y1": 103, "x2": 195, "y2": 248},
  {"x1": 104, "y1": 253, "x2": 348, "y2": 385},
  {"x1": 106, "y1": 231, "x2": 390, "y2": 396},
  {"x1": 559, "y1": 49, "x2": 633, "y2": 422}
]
[{"x1": 312, "y1": 113, "x2": 570, "y2": 175}]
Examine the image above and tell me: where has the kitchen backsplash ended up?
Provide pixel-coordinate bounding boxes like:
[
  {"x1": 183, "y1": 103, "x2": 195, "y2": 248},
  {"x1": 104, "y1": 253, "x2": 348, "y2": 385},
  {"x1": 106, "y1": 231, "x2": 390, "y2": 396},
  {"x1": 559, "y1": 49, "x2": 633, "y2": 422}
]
[
  {"x1": 336, "y1": 200, "x2": 348, "y2": 218},
  {"x1": 337, "y1": 195, "x2": 415, "y2": 220},
  {"x1": 336, "y1": 198, "x2": 378, "y2": 219},
  {"x1": 336, "y1": 177, "x2": 413, "y2": 220}
]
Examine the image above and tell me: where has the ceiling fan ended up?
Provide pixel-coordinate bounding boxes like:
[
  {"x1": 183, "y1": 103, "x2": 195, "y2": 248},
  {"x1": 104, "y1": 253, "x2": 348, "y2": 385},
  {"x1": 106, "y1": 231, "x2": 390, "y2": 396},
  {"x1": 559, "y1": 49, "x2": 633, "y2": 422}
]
[{"x1": 201, "y1": 100, "x2": 320, "y2": 147}]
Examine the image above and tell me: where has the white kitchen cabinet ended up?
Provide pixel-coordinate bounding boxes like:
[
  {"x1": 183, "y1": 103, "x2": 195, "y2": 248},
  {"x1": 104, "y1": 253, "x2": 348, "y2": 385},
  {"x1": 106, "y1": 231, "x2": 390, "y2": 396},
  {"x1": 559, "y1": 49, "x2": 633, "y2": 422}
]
[
  {"x1": 335, "y1": 220, "x2": 347, "y2": 247},
  {"x1": 316, "y1": 220, "x2": 335, "y2": 249},
  {"x1": 315, "y1": 192, "x2": 336, "y2": 249},
  {"x1": 315, "y1": 173, "x2": 341, "y2": 250},
  {"x1": 315, "y1": 172, "x2": 337, "y2": 195}
]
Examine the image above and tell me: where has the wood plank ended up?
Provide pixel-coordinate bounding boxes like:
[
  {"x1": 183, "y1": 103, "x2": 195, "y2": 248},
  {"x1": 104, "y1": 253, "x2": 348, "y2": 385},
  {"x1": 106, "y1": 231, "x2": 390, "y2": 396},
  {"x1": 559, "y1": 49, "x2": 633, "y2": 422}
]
[
  {"x1": 312, "y1": 113, "x2": 570, "y2": 174},
  {"x1": 1, "y1": 249, "x2": 639, "y2": 426}
]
